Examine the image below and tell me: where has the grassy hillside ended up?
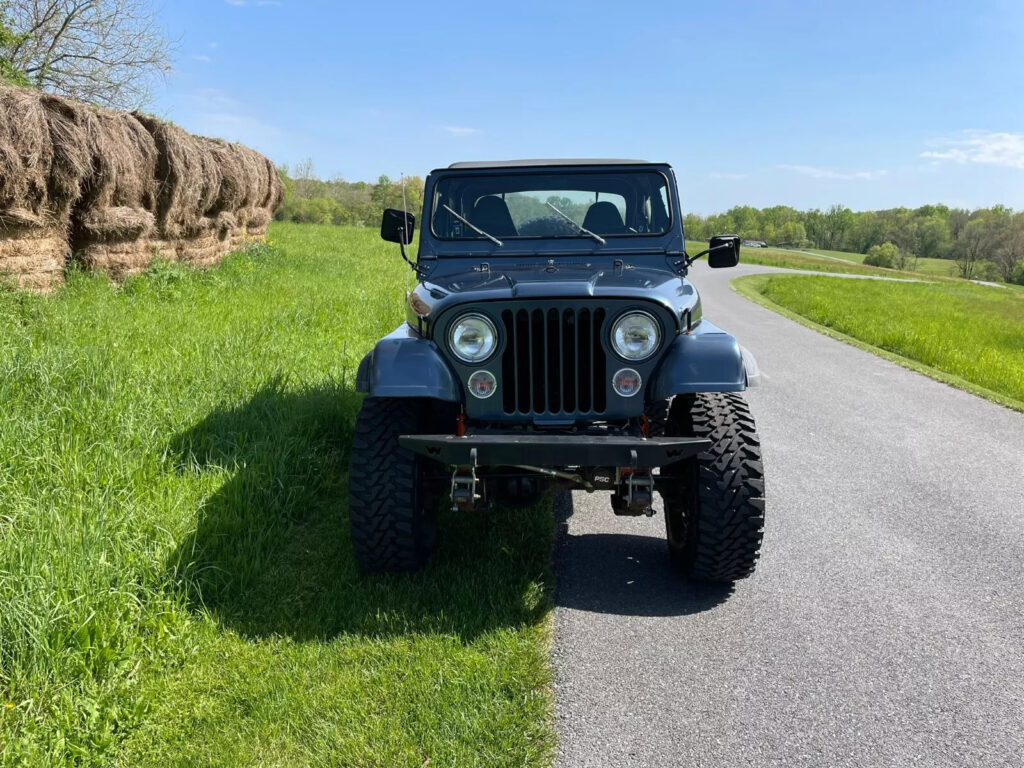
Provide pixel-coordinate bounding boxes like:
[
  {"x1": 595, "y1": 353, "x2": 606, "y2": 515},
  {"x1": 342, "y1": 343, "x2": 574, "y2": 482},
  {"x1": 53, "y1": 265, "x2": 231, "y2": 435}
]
[
  {"x1": 734, "y1": 274, "x2": 1024, "y2": 410},
  {"x1": 685, "y1": 240, "x2": 935, "y2": 279},
  {"x1": 0, "y1": 223, "x2": 555, "y2": 766},
  {"x1": 797, "y1": 247, "x2": 962, "y2": 277}
]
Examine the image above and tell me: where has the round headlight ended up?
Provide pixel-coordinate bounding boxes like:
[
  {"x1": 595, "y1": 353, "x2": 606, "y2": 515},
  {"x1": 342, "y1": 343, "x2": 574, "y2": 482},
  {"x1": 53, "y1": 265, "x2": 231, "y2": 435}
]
[
  {"x1": 611, "y1": 311, "x2": 661, "y2": 361},
  {"x1": 448, "y1": 313, "x2": 497, "y2": 363}
]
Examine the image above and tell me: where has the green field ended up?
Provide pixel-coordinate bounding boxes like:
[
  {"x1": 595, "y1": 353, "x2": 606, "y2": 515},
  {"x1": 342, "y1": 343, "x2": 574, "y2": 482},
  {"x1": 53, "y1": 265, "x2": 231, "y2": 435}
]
[
  {"x1": 0, "y1": 223, "x2": 555, "y2": 766},
  {"x1": 796, "y1": 247, "x2": 963, "y2": 277},
  {"x1": 734, "y1": 274, "x2": 1024, "y2": 410},
  {"x1": 684, "y1": 241, "x2": 937, "y2": 279}
]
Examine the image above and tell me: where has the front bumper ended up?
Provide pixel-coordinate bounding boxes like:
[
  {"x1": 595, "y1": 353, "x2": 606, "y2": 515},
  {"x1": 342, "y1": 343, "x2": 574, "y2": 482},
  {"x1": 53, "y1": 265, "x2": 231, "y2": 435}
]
[{"x1": 398, "y1": 434, "x2": 709, "y2": 469}]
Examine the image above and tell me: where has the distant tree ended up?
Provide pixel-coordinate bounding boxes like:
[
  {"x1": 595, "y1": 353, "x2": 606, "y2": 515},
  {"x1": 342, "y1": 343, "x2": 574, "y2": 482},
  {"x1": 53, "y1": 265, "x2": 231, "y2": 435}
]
[
  {"x1": 776, "y1": 220, "x2": 807, "y2": 247},
  {"x1": 953, "y1": 218, "x2": 995, "y2": 280},
  {"x1": 683, "y1": 213, "x2": 706, "y2": 241},
  {"x1": 990, "y1": 212, "x2": 1024, "y2": 283},
  {"x1": 864, "y1": 242, "x2": 899, "y2": 269},
  {"x1": 2, "y1": 0, "x2": 174, "y2": 108},
  {"x1": 820, "y1": 204, "x2": 854, "y2": 250},
  {"x1": 915, "y1": 216, "x2": 952, "y2": 260}
]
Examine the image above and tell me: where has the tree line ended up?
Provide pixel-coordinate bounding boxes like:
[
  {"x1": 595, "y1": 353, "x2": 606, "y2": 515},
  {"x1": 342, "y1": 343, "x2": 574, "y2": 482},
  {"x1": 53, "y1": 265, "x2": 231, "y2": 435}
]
[
  {"x1": 686, "y1": 203, "x2": 1023, "y2": 283},
  {"x1": 277, "y1": 164, "x2": 1024, "y2": 285}
]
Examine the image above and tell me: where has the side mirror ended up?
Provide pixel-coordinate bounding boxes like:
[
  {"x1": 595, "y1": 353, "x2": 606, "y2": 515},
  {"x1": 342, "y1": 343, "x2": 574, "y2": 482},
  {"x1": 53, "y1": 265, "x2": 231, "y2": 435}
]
[
  {"x1": 707, "y1": 234, "x2": 740, "y2": 268},
  {"x1": 381, "y1": 208, "x2": 415, "y2": 245}
]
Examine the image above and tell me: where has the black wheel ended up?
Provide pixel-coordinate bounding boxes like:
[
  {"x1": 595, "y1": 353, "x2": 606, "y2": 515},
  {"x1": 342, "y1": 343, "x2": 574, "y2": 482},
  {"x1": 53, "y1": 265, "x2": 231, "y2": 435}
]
[
  {"x1": 348, "y1": 397, "x2": 444, "y2": 572},
  {"x1": 661, "y1": 393, "x2": 765, "y2": 583}
]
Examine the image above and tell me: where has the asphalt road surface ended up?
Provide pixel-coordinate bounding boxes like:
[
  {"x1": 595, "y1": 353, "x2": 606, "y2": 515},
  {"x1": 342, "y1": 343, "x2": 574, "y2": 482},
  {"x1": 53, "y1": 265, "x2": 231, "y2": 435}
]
[{"x1": 554, "y1": 262, "x2": 1024, "y2": 767}]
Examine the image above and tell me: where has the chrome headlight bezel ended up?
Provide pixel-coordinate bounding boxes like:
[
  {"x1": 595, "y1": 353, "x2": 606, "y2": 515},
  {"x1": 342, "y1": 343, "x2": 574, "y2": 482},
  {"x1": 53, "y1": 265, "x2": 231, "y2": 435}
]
[
  {"x1": 610, "y1": 310, "x2": 661, "y2": 362},
  {"x1": 447, "y1": 313, "x2": 498, "y2": 363}
]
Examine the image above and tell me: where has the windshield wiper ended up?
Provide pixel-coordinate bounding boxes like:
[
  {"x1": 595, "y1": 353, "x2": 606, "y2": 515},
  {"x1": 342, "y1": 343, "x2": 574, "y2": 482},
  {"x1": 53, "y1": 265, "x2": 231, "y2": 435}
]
[
  {"x1": 545, "y1": 202, "x2": 606, "y2": 245},
  {"x1": 443, "y1": 204, "x2": 503, "y2": 247}
]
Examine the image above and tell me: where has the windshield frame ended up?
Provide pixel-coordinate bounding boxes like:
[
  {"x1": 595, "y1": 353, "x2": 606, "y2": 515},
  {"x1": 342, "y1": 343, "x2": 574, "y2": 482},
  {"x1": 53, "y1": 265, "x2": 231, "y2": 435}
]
[{"x1": 426, "y1": 167, "x2": 675, "y2": 243}]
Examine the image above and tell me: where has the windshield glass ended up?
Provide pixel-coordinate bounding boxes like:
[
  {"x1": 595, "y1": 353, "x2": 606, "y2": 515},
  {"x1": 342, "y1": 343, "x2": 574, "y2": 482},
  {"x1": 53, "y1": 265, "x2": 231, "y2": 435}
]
[{"x1": 430, "y1": 170, "x2": 672, "y2": 241}]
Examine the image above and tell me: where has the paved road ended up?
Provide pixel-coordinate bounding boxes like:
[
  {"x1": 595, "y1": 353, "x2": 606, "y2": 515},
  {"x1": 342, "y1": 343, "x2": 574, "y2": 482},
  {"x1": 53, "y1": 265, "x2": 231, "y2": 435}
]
[{"x1": 554, "y1": 262, "x2": 1024, "y2": 767}]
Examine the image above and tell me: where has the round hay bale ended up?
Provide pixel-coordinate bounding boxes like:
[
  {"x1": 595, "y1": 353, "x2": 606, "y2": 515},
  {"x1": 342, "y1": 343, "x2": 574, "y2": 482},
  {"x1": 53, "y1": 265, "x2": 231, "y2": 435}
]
[
  {"x1": 38, "y1": 93, "x2": 91, "y2": 219},
  {"x1": 0, "y1": 86, "x2": 56, "y2": 221},
  {"x1": 201, "y1": 137, "x2": 247, "y2": 216},
  {"x1": 76, "y1": 109, "x2": 158, "y2": 213},
  {"x1": 133, "y1": 113, "x2": 215, "y2": 238}
]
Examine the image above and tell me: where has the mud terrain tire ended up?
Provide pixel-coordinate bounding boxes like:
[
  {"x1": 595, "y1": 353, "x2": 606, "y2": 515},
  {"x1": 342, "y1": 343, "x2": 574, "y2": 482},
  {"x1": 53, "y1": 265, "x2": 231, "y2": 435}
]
[{"x1": 661, "y1": 393, "x2": 765, "y2": 583}]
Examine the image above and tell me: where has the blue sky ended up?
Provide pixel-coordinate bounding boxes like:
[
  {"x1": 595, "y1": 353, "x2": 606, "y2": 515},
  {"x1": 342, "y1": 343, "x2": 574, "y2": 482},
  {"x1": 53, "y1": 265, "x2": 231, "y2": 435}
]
[{"x1": 151, "y1": 0, "x2": 1024, "y2": 213}]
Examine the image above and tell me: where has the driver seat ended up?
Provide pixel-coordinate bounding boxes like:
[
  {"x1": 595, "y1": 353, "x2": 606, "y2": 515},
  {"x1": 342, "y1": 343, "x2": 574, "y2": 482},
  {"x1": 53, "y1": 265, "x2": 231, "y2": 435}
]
[
  {"x1": 583, "y1": 201, "x2": 627, "y2": 235},
  {"x1": 471, "y1": 196, "x2": 518, "y2": 237}
]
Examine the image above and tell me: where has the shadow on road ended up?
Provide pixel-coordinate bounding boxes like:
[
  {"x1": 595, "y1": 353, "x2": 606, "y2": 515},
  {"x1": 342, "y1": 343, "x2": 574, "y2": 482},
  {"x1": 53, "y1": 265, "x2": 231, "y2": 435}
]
[
  {"x1": 165, "y1": 379, "x2": 555, "y2": 643},
  {"x1": 553, "y1": 492, "x2": 733, "y2": 617}
]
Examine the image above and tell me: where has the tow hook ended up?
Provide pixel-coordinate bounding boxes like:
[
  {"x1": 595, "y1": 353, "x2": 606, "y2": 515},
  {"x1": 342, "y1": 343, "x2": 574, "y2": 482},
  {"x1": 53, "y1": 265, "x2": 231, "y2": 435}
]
[
  {"x1": 611, "y1": 450, "x2": 656, "y2": 516},
  {"x1": 451, "y1": 447, "x2": 482, "y2": 512}
]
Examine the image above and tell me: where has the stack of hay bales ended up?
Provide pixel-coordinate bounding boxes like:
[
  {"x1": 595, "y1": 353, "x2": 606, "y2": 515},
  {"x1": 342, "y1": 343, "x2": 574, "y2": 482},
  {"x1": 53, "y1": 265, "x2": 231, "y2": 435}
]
[
  {"x1": 0, "y1": 84, "x2": 282, "y2": 290},
  {"x1": 63, "y1": 101, "x2": 162, "y2": 277},
  {"x1": 0, "y1": 89, "x2": 83, "y2": 289},
  {"x1": 133, "y1": 114, "x2": 226, "y2": 266}
]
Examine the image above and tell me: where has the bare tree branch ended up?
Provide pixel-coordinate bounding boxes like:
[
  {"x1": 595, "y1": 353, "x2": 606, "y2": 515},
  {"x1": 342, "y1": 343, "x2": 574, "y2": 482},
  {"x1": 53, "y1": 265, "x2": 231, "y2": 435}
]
[{"x1": 2, "y1": 0, "x2": 174, "y2": 109}]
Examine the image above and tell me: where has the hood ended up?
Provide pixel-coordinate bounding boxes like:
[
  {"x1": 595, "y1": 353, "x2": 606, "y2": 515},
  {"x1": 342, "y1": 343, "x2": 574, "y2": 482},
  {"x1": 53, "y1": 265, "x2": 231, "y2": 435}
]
[
  {"x1": 435, "y1": 262, "x2": 683, "y2": 298},
  {"x1": 407, "y1": 258, "x2": 701, "y2": 331}
]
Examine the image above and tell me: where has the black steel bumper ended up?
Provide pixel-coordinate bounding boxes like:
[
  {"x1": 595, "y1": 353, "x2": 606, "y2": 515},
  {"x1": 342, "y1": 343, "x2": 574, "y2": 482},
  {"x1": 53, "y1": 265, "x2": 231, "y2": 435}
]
[{"x1": 398, "y1": 434, "x2": 710, "y2": 469}]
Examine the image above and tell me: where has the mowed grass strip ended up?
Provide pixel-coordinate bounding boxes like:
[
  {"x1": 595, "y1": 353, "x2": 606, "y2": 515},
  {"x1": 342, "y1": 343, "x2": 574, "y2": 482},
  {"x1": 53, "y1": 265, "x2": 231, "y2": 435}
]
[
  {"x1": 0, "y1": 222, "x2": 556, "y2": 766},
  {"x1": 736, "y1": 274, "x2": 1024, "y2": 409}
]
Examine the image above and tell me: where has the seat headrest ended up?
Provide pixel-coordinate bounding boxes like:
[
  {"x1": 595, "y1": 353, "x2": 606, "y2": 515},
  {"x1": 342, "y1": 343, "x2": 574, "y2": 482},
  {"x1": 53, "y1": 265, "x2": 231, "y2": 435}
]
[
  {"x1": 471, "y1": 196, "x2": 518, "y2": 238},
  {"x1": 582, "y1": 201, "x2": 626, "y2": 235}
]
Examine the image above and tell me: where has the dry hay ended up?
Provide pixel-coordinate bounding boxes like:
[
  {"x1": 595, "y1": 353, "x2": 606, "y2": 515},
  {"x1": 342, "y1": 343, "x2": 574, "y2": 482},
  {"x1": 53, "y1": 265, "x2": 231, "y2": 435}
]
[
  {"x1": 263, "y1": 156, "x2": 284, "y2": 212},
  {"x1": 0, "y1": 226, "x2": 68, "y2": 291},
  {"x1": 75, "y1": 108, "x2": 157, "y2": 241},
  {"x1": 37, "y1": 94, "x2": 92, "y2": 220},
  {"x1": 0, "y1": 87, "x2": 75, "y2": 291},
  {"x1": 200, "y1": 137, "x2": 247, "y2": 217},
  {"x1": 133, "y1": 113, "x2": 221, "y2": 239},
  {"x1": 0, "y1": 87, "x2": 54, "y2": 220},
  {"x1": 177, "y1": 231, "x2": 232, "y2": 267},
  {"x1": 2, "y1": 86, "x2": 278, "y2": 289}
]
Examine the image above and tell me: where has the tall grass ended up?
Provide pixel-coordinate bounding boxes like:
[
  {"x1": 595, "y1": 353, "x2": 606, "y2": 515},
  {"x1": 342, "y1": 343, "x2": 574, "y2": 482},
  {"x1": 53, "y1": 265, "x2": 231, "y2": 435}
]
[
  {"x1": 0, "y1": 224, "x2": 556, "y2": 766},
  {"x1": 752, "y1": 275, "x2": 1024, "y2": 406}
]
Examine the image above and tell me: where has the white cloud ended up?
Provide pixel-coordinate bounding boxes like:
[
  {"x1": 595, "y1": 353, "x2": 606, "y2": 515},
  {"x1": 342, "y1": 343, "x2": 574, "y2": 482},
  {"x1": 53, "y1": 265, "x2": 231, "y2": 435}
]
[
  {"x1": 709, "y1": 171, "x2": 746, "y2": 180},
  {"x1": 920, "y1": 131, "x2": 1024, "y2": 170},
  {"x1": 444, "y1": 126, "x2": 480, "y2": 136},
  {"x1": 225, "y1": 0, "x2": 246, "y2": 5},
  {"x1": 778, "y1": 164, "x2": 888, "y2": 181},
  {"x1": 208, "y1": 42, "x2": 220, "y2": 49},
  {"x1": 191, "y1": 54, "x2": 212, "y2": 63}
]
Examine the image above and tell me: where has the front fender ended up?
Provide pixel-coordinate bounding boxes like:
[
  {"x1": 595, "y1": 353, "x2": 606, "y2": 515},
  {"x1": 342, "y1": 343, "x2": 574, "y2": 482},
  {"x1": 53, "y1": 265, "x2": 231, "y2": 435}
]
[
  {"x1": 649, "y1": 320, "x2": 749, "y2": 399},
  {"x1": 356, "y1": 324, "x2": 460, "y2": 401}
]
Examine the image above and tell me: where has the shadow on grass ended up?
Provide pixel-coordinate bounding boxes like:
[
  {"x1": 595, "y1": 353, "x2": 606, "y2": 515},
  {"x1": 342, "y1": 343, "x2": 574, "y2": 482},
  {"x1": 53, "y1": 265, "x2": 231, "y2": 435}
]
[
  {"x1": 553, "y1": 492, "x2": 734, "y2": 617},
  {"x1": 166, "y1": 379, "x2": 554, "y2": 643}
]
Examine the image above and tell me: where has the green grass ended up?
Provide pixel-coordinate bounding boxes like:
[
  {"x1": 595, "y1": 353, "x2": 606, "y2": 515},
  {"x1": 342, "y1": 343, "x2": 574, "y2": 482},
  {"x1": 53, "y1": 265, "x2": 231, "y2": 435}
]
[
  {"x1": 733, "y1": 274, "x2": 1024, "y2": 411},
  {"x1": 0, "y1": 223, "x2": 556, "y2": 766},
  {"x1": 684, "y1": 240, "x2": 934, "y2": 279},
  {"x1": 799, "y1": 247, "x2": 963, "y2": 276}
]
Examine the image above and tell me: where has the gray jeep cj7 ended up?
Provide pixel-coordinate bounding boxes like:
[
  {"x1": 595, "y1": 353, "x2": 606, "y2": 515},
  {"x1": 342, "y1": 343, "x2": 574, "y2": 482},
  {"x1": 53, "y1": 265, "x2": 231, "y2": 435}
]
[{"x1": 351, "y1": 159, "x2": 765, "y2": 583}]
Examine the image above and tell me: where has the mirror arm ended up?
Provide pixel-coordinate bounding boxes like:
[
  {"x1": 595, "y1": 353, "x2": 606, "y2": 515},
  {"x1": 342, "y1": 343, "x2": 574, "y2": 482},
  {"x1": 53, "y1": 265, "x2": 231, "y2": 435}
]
[
  {"x1": 674, "y1": 244, "x2": 724, "y2": 275},
  {"x1": 397, "y1": 227, "x2": 419, "y2": 274}
]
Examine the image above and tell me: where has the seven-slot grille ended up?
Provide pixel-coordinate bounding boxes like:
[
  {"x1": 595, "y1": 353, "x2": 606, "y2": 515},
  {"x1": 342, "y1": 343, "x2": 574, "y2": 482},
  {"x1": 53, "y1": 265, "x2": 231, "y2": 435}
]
[{"x1": 499, "y1": 306, "x2": 607, "y2": 415}]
